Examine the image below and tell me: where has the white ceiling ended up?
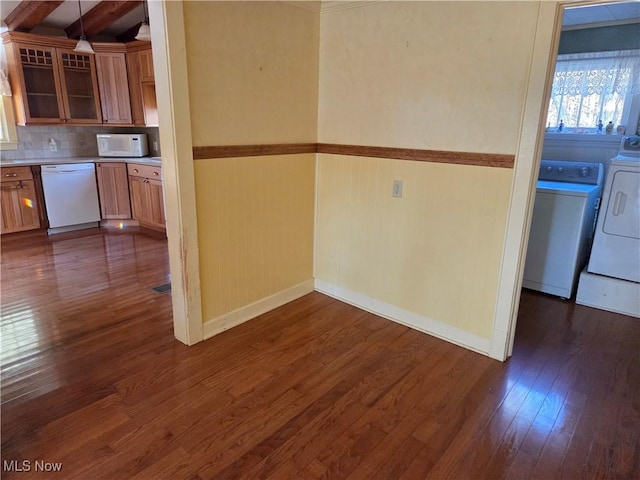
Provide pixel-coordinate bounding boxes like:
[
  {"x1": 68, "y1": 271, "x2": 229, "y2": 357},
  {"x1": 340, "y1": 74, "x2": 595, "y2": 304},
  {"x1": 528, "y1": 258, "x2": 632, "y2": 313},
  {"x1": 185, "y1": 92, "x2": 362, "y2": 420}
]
[{"x1": 563, "y1": 1, "x2": 639, "y2": 28}]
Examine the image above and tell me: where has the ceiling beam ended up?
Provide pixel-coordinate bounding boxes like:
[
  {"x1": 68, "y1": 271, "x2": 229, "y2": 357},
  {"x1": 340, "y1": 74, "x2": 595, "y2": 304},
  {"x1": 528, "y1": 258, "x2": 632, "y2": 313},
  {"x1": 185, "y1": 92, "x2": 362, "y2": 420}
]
[
  {"x1": 3, "y1": 1, "x2": 64, "y2": 32},
  {"x1": 65, "y1": 0, "x2": 143, "y2": 39}
]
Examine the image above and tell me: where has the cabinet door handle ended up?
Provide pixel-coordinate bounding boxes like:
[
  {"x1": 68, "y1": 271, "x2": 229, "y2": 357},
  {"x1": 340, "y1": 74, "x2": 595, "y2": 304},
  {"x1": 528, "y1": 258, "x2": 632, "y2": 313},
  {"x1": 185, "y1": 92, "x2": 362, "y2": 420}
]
[
  {"x1": 612, "y1": 191, "x2": 627, "y2": 216},
  {"x1": 133, "y1": 168, "x2": 139, "y2": 173},
  {"x1": 153, "y1": 171, "x2": 159, "y2": 176},
  {"x1": 4, "y1": 173, "x2": 17, "y2": 177}
]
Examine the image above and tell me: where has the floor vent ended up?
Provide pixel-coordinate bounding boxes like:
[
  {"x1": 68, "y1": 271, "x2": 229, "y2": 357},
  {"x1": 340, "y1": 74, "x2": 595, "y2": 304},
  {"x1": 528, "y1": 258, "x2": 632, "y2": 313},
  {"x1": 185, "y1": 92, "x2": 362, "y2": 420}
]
[{"x1": 151, "y1": 283, "x2": 171, "y2": 293}]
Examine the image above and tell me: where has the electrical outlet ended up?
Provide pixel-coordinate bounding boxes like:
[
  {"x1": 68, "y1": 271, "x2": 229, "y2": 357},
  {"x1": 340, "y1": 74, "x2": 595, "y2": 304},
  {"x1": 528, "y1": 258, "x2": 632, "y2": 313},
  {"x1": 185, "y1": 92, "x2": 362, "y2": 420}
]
[
  {"x1": 48, "y1": 138, "x2": 57, "y2": 152},
  {"x1": 392, "y1": 180, "x2": 403, "y2": 198}
]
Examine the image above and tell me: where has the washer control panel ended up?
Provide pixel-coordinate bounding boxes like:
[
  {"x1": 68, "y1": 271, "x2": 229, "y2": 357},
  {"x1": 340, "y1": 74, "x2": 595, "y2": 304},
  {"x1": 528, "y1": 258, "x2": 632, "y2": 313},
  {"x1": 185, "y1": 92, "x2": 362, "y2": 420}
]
[
  {"x1": 619, "y1": 135, "x2": 640, "y2": 157},
  {"x1": 538, "y1": 160, "x2": 603, "y2": 186}
]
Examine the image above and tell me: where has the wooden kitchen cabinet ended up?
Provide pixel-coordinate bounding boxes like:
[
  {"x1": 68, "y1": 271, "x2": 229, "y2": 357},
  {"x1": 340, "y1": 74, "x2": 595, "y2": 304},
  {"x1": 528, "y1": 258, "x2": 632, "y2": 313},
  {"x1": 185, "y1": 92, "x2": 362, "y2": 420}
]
[
  {"x1": 126, "y1": 45, "x2": 158, "y2": 127},
  {"x1": 2, "y1": 33, "x2": 102, "y2": 125},
  {"x1": 128, "y1": 164, "x2": 165, "y2": 232},
  {"x1": 138, "y1": 48, "x2": 155, "y2": 82},
  {"x1": 95, "y1": 52, "x2": 132, "y2": 125},
  {"x1": 125, "y1": 50, "x2": 145, "y2": 126},
  {"x1": 96, "y1": 162, "x2": 132, "y2": 220},
  {"x1": 56, "y1": 48, "x2": 102, "y2": 124},
  {"x1": 7, "y1": 44, "x2": 61, "y2": 123},
  {"x1": 1, "y1": 167, "x2": 41, "y2": 234},
  {"x1": 2, "y1": 32, "x2": 159, "y2": 127}
]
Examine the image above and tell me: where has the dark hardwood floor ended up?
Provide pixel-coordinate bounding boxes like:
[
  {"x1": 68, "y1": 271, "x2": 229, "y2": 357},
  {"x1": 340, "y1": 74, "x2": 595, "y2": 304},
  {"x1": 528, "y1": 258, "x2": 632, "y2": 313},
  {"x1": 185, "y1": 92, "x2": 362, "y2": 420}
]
[{"x1": 1, "y1": 229, "x2": 638, "y2": 479}]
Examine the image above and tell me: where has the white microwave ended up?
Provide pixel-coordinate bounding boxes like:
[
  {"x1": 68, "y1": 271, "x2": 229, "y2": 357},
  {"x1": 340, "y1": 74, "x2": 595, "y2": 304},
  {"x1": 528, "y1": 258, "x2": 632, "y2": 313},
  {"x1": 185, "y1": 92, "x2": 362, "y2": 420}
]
[{"x1": 97, "y1": 134, "x2": 149, "y2": 157}]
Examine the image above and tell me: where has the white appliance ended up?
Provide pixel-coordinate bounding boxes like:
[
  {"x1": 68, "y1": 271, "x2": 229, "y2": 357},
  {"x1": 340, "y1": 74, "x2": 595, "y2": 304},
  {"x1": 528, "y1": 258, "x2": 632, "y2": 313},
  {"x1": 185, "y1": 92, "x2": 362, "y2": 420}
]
[
  {"x1": 522, "y1": 160, "x2": 603, "y2": 298},
  {"x1": 97, "y1": 133, "x2": 148, "y2": 157},
  {"x1": 41, "y1": 163, "x2": 101, "y2": 234},
  {"x1": 577, "y1": 135, "x2": 640, "y2": 317}
]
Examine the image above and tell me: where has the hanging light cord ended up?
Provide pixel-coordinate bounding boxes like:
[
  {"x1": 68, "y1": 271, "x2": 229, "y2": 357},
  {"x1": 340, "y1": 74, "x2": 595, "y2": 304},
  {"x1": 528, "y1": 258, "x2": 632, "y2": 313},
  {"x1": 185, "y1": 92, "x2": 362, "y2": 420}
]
[{"x1": 78, "y1": 0, "x2": 87, "y2": 40}]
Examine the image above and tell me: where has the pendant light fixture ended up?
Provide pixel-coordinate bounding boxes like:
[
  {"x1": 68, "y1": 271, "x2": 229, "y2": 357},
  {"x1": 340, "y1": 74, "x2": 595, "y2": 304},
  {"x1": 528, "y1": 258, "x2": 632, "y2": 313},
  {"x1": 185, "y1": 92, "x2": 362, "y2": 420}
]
[
  {"x1": 135, "y1": 0, "x2": 151, "y2": 42},
  {"x1": 73, "y1": 0, "x2": 94, "y2": 54}
]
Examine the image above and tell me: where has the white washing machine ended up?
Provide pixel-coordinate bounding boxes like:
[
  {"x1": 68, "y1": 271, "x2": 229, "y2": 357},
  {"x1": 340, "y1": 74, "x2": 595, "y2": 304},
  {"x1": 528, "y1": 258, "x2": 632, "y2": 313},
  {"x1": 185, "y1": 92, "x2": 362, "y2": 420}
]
[
  {"x1": 577, "y1": 135, "x2": 640, "y2": 317},
  {"x1": 522, "y1": 160, "x2": 603, "y2": 299}
]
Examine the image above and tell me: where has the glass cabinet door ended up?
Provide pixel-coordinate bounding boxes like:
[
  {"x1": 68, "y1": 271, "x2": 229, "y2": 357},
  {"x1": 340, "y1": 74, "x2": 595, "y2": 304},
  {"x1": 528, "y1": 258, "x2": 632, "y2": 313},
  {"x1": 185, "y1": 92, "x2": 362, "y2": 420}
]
[
  {"x1": 57, "y1": 49, "x2": 102, "y2": 123},
  {"x1": 17, "y1": 46, "x2": 63, "y2": 122}
]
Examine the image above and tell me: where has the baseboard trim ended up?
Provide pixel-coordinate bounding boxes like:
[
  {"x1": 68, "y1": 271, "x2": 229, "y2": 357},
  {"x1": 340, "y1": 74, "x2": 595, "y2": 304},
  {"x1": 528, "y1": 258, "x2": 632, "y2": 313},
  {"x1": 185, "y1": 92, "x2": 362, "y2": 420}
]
[
  {"x1": 47, "y1": 222, "x2": 100, "y2": 235},
  {"x1": 314, "y1": 279, "x2": 491, "y2": 356},
  {"x1": 203, "y1": 279, "x2": 315, "y2": 340}
]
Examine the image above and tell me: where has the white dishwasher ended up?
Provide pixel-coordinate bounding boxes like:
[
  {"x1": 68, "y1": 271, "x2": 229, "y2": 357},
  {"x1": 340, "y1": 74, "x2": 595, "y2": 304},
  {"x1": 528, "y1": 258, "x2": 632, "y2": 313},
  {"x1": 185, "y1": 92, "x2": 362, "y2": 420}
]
[{"x1": 41, "y1": 163, "x2": 101, "y2": 234}]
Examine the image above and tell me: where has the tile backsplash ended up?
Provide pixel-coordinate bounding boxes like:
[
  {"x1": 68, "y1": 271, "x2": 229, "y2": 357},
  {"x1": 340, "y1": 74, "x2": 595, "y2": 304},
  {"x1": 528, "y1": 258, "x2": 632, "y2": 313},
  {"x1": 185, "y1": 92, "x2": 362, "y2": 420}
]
[{"x1": 1, "y1": 125, "x2": 161, "y2": 160}]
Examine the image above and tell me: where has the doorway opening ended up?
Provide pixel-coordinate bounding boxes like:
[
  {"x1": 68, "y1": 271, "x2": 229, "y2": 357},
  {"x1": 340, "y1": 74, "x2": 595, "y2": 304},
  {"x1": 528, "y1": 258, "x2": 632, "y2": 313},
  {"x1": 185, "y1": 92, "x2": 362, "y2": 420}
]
[{"x1": 513, "y1": 1, "x2": 640, "y2": 355}]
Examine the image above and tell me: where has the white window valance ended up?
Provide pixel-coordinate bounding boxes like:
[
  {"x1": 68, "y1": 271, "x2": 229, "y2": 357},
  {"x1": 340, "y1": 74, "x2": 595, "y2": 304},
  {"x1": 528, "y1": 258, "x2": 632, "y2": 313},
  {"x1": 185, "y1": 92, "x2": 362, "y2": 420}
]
[
  {"x1": 553, "y1": 50, "x2": 640, "y2": 97},
  {"x1": 548, "y1": 50, "x2": 640, "y2": 130}
]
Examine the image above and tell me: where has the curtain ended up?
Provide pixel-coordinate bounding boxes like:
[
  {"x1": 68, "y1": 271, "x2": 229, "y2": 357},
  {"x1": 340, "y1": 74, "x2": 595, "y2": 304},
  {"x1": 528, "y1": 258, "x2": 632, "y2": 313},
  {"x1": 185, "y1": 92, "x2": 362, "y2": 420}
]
[
  {"x1": 0, "y1": 70, "x2": 11, "y2": 97},
  {"x1": 548, "y1": 50, "x2": 640, "y2": 129},
  {"x1": 0, "y1": 43, "x2": 11, "y2": 96}
]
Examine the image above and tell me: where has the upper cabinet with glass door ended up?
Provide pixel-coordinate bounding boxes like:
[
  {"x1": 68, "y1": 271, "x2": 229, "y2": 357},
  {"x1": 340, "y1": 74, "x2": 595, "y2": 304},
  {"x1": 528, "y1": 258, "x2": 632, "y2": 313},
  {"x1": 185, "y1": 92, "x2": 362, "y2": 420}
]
[
  {"x1": 56, "y1": 48, "x2": 102, "y2": 124},
  {"x1": 10, "y1": 44, "x2": 62, "y2": 124},
  {"x1": 2, "y1": 33, "x2": 102, "y2": 125}
]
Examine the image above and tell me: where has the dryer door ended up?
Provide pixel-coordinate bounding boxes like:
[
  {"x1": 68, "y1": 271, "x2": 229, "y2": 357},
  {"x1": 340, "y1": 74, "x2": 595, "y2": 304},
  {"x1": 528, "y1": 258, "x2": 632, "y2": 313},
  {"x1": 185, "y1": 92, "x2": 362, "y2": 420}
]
[
  {"x1": 589, "y1": 168, "x2": 640, "y2": 282},
  {"x1": 603, "y1": 170, "x2": 640, "y2": 239}
]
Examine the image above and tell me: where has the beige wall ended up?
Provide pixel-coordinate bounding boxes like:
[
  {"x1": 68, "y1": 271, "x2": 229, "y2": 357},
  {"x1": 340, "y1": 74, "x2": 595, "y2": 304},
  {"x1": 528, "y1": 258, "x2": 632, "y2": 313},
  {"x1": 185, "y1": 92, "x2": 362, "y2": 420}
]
[
  {"x1": 169, "y1": 0, "x2": 556, "y2": 353},
  {"x1": 184, "y1": 1, "x2": 319, "y2": 145},
  {"x1": 195, "y1": 155, "x2": 315, "y2": 322},
  {"x1": 315, "y1": 1, "x2": 543, "y2": 345},
  {"x1": 182, "y1": 2, "x2": 319, "y2": 329},
  {"x1": 318, "y1": 1, "x2": 541, "y2": 153},
  {"x1": 316, "y1": 155, "x2": 512, "y2": 339}
]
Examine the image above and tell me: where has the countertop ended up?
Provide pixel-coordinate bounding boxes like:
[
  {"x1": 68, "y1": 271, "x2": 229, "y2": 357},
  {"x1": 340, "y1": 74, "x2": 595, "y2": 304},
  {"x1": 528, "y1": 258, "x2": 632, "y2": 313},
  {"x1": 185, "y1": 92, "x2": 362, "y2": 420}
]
[{"x1": 0, "y1": 157, "x2": 162, "y2": 168}]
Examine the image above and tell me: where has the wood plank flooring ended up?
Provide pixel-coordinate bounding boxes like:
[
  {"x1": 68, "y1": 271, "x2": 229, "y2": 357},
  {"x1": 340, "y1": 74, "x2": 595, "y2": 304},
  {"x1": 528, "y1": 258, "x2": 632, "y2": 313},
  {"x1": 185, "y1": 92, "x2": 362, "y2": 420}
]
[{"x1": 1, "y1": 229, "x2": 639, "y2": 479}]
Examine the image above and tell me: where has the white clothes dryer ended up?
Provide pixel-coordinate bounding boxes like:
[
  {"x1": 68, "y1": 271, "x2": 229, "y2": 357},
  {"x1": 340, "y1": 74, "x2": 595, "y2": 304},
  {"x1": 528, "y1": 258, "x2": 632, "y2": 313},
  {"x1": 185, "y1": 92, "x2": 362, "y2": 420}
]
[
  {"x1": 576, "y1": 135, "x2": 640, "y2": 317},
  {"x1": 587, "y1": 136, "x2": 640, "y2": 282}
]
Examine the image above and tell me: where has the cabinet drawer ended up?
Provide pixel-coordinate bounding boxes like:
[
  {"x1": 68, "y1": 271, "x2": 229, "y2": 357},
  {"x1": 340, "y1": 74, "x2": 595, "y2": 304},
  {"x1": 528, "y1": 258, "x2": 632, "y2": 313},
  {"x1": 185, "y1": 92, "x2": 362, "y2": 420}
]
[
  {"x1": 127, "y1": 163, "x2": 161, "y2": 179},
  {"x1": 1, "y1": 167, "x2": 33, "y2": 182}
]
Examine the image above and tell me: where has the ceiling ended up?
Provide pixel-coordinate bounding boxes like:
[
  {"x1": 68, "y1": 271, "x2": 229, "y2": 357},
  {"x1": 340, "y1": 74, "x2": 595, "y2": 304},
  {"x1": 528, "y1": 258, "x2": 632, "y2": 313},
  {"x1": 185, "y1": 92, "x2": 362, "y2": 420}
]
[
  {"x1": 0, "y1": 0, "x2": 638, "y2": 42},
  {"x1": 0, "y1": 0, "x2": 147, "y2": 42},
  {"x1": 563, "y1": 1, "x2": 640, "y2": 28}
]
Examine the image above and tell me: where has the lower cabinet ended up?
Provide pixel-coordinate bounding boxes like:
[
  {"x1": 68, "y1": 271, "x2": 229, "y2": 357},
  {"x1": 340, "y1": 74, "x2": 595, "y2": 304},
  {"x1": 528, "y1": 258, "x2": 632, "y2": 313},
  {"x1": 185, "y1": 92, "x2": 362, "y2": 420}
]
[
  {"x1": 1, "y1": 162, "x2": 165, "y2": 234},
  {"x1": 1, "y1": 167, "x2": 41, "y2": 234},
  {"x1": 128, "y1": 164, "x2": 165, "y2": 232},
  {"x1": 96, "y1": 162, "x2": 131, "y2": 219}
]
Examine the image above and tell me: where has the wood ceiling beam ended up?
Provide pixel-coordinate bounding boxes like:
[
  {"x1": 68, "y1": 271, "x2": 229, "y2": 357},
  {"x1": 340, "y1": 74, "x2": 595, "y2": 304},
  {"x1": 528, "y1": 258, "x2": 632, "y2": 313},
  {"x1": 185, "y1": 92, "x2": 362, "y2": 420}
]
[
  {"x1": 65, "y1": 0, "x2": 143, "y2": 39},
  {"x1": 3, "y1": 1, "x2": 64, "y2": 32}
]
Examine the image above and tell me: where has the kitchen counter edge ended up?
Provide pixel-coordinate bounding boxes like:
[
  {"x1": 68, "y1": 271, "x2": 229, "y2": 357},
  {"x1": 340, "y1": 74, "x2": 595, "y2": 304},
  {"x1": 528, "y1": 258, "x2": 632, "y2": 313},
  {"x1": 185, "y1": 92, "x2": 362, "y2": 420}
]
[{"x1": 0, "y1": 157, "x2": 162, "y2": 168}]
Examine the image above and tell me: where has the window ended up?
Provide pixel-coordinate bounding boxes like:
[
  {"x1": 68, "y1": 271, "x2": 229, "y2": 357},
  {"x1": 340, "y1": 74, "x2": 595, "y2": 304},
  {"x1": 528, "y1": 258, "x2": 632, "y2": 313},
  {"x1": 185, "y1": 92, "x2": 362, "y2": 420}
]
[
  {"x1": 0, "y1": 64, "x2": 18, "y2": 150},
  {"x1": 0, "y1": 95, "x2": 18, "y2": 150},
  {"x1": 546, "y1": 50, "x2": 640, "y2": 133}
]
